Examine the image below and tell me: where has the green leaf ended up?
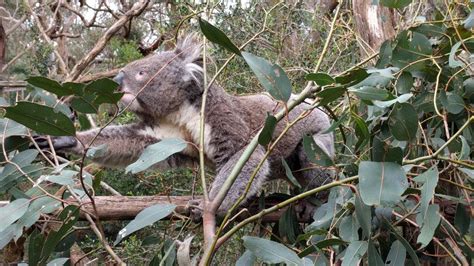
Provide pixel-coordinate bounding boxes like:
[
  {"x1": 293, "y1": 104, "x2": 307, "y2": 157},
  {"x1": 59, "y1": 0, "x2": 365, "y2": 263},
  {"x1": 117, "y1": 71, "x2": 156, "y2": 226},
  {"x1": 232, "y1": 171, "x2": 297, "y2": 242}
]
[
  {"x1": 464, "y1": 10, "x2": 474, "y2": 29},
  {"x1": 414, "y1": 167, "x2": 439, "y2": 225},
  {"x1": 348, "y1": 86, "x2": 390, "y2": 101},
  {"x1": 40, "y1": 205, "x2": 80, "y2": 264},
  {"x1": 351, "y1": 73, "x2": 392, "y2": 89},
  {"x1": 40, "y1": 170, "x2": 78, "y2": 186},
  {"x1": 368, "y1": 240, "x2": 384, "y2": 266},
  {"x1": 70, "y1": 94, "x2": 99, "y2": 114},
  {"x1": 315, "y1": 238, "x2": 347, "y2": 249},
  {"x1": 385, "y1": 240, "x2": 406, "y2": 266},
  {"x1": 0, "y1": 224, "x2": 20, "y2": 250},
  {"x1": 5, "y1": 102, "x2": 75, "y2": 136},
  {"x1": 417, "y1": 204, "x2": 441, "y2": 248},
  {"x1": 242, "y1": 236, "x2": 304, "y2": 265},
  {"x1": 258, "y1": 114, "x2": 277, "y2": 146},
  {"x1": 341, "y1": 241, "x2": 368, "y2": 266},
  {"x1": 316, "y1": 86, "x2": 347, "y2": 106},
  {"x1": 396, "y1": 72, "x2": 413, "y2": 94},
  {"x1": 359, "y1": 161, "x2": 408, "y2": 206},
  {"x1": 335, "y1": 68, "x2": 369, "y2": 85},
  {"x1": 443, "y1": 92, "x2": 465, "y2": 114},
  {"x1": 236, "y1": 250, "x2": 256, "y2": 266},
  {"x1": 355, "y1": 194, "x2": 371, "y2": 238},
  {"x1": 339, "y1": 215, "x2": 360, "y2": 242},
  {"x1": 449, "y1": 41, "x2": 464, "y2": 68},
  {"x1": 26, "y1": 76, "x2": 74, "y2": 97},
  {"x1": 373, "y1": 93, "x2": 412, "y2": 108},
  {"x1": 29, "y1": 229, "x2": 45, "y2": 266},
  {"x1": 281, "y1": 158, "x2": 301, "y2": 189},
  {"x1": 372, "y1": 136, "x2": 403, "y2": 164},
  {"x1": 86, "y1": 144, "x2": 108, "y2": 159},
  {"x1": 126, "y1": 138, "x2": 187, "y2": 174},
  {"x1": 454, "y1": 203, "x2": 469, "y2": 236},
  {"x1": 380, "y1": 0, "x2": 412, "y2": 8},
  {"x1": 46, "y1": 258, "x2": 69, "y2": 266},
  {"x1": 278, "y1": 205, "x2": 301, "y2": 243},
  {"x1": 389, "y1": 103, "x2": 418, "y2": 141},
  {"x1": 392, "y1": 31, "x2": 432, "y2": 72},
  {"x1": 84, "y1": 78, "x2": 122, "y2": 104},
  {"x1": 305, "y1": 73, "x2": 335, "y2": 86},
  {"x1": 352, "y1": 113, "x2": 369, "y2": 151},
  {"x1": 0, "y1": 119, "x2": 28, "y2": 137},
  {"x1": 242, "y1": 52, "x2": 291, "y2": 102},
  {"x1": 0, "y1": 198, "x2": 29, "y2": 232},
  {"x1": 114, "y1": 204, "x2": 176, "y2": 245},
  {"x1": 17, "y1": 197, "x2": 61, "y2": 229},
  {"x1": 384, "y1": 219, "x2": 420, "y2": 266},
  {"x1": 303, "y1": 135, "x2": 334, "y2": 166},
  {"x1": 199, "y1": 18, "x2": 241, "y2": 55}
]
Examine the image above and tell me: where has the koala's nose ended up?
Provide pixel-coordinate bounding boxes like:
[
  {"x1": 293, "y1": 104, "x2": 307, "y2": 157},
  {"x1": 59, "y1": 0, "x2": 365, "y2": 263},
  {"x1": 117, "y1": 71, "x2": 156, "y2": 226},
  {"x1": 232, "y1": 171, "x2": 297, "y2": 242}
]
[{"x1": 113, "y1": 71, "x2": 124, "y2": 86}]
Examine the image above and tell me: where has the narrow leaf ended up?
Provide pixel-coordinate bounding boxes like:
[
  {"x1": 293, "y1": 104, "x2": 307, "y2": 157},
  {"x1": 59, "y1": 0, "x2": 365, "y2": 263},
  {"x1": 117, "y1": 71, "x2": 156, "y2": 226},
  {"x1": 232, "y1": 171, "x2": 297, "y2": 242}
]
[
  {"x1": 385, "y1": 240, "x2": 406, "y2": 266},
  {"x1": 242, "y1": 236, "x2": 303, "y2": 265},
  {"x1": 417, "y1": 204, "x2": 441, "y2": 248},
  {"x1": 0, "y1": 198, "x2": 30, "y2": 232},
  {"x1": 199, "y1": 18, "x2": 241, "y2": 55},
  {"x1": 258, "y1": 114, "x2": 277, "y2": 146},
  {"x1": 114, "y1": 204, "x2": 176, "y2": 245},
  {"x1": 342, "y1": 241, "x2": 368, "y2": 266},
  {"x1": 126, "y1": 138, "x2": 187, "y2": 174}
]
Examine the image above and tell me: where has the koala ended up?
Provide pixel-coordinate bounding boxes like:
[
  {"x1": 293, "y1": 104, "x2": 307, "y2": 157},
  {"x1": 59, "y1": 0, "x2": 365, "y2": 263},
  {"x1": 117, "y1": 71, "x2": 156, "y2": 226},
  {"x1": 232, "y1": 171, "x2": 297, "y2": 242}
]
[{"x1": 46, "y1": 35, "x2": 334, "y2": 217}]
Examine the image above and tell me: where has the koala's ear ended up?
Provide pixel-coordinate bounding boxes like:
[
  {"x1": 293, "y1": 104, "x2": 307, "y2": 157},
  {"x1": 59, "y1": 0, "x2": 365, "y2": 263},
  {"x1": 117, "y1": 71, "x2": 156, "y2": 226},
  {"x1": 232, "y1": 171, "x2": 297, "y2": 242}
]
[
  {"x1": 175, "y1": 34, "x2": 202, "y2": 65},
  {"x1": 176, "y1": 34, "x2": 204, "y2": 87}
]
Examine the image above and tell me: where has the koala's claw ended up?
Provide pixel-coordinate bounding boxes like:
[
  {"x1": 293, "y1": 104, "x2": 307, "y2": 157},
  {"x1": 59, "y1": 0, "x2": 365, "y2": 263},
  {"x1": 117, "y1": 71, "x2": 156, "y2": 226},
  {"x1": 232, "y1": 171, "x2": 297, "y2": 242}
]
[
  {"x1": 187, "y1": 199, "x2": 203, "y2": 223},
  {"x1": 295, "y1": 200, "x2": 316, "y2": 222}
]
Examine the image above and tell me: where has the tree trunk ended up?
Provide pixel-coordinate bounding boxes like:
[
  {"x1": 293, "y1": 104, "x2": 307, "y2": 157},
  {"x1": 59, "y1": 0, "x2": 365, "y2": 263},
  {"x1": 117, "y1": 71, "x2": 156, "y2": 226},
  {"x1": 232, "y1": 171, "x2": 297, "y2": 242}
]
[{"x1": 352, "y1": 0, "x2": 397, "y2": 55}]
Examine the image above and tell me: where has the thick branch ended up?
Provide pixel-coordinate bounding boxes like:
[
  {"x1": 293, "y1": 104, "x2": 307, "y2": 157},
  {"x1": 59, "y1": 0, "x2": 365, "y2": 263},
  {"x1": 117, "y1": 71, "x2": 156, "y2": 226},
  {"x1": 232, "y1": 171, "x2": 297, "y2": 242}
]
[{"x1": 66, "y1": 0, "x2": 150, "y2": 81}]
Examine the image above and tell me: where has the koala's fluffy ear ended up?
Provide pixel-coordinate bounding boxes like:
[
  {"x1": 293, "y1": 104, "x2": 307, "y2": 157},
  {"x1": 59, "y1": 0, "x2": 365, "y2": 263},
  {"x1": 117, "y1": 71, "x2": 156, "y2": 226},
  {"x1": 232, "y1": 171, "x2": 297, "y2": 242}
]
[{"x1": 176, "y1": 34, "x2": 204, "y2": 86}]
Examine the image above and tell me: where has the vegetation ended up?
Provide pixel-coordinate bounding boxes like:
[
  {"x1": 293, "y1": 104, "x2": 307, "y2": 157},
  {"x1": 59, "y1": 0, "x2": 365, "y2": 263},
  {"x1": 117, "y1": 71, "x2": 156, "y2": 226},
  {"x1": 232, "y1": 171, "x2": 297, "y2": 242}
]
[{"x1": 0, "y1": 0, "x2": 472, "y2": 265}]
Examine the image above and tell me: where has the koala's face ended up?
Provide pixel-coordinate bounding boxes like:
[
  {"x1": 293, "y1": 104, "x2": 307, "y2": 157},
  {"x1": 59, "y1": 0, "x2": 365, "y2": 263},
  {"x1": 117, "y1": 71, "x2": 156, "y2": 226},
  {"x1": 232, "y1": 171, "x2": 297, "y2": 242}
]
[{"x1": 113, "y1": 35, "x2": 203, "y2": 118}]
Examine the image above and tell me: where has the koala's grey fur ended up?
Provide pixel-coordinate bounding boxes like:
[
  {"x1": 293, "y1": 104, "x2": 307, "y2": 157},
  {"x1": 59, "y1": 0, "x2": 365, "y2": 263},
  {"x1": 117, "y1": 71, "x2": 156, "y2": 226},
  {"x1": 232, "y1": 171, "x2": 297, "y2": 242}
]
[{"x1": 55, "y1": 35, "x2": 334, "y2": 216}]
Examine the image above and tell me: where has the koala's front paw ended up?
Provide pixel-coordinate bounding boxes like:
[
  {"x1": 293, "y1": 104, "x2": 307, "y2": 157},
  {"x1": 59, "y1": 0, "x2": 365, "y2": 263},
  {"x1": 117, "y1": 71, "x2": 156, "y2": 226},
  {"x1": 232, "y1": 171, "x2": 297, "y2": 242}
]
[
  {"x1": 187, "y1": 199, "x2": 203, "y2": 223},
  {"x1": 295, "y1": 200, "x2": 317, "y2": 222},
  {"x1": 33, "y1": 136, "x2": 77, "y2": 151}
]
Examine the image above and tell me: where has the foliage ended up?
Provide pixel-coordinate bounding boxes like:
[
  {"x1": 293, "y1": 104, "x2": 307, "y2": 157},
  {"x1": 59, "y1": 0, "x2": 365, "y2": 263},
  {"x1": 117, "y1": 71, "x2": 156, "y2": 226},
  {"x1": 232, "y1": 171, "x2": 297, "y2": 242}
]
[{"x1": 0, "y1": 1, "x2": 473, "y2": 265}]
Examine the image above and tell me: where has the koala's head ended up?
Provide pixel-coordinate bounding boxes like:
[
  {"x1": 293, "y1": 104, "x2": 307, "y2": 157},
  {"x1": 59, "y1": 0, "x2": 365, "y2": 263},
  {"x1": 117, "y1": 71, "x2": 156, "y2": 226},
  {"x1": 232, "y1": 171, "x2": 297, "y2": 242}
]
[{"x1": 113, "y1": 35, "x2": 203, "y2": 118}]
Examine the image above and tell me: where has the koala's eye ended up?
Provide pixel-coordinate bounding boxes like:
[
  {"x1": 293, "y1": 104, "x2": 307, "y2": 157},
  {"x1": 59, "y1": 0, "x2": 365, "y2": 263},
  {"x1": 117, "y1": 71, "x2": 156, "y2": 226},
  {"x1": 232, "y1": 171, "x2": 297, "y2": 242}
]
[{"x1": 138, "y1": 71, "x2": 145, "y2": 76}]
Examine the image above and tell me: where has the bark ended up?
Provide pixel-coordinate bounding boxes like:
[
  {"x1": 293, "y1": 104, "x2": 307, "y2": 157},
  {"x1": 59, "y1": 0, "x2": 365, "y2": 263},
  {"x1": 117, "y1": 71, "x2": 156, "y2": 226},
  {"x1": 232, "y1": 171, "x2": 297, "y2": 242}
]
[
  {"x1": 0, "y1": 18, "x2": 6, "y2": 69},
  {"x1": 352, "y1": 0, "x2": 397, "y2": 54}
]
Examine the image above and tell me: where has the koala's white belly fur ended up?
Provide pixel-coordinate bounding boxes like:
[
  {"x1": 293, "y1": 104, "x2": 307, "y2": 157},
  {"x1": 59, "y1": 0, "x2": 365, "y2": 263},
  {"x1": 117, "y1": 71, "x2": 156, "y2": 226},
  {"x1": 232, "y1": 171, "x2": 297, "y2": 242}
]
[{"x1": 140, "y1": 102, "x2": 215, "y2": 158}]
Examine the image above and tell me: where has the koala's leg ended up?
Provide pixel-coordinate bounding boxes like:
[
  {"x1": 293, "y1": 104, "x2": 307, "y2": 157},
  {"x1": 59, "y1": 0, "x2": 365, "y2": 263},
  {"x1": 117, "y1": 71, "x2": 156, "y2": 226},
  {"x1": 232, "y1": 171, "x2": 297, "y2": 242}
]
[
  {"x1": 293, "y1": 133, "x2": 335, "y2": 220},
  {"x1": 208, "y1": 145, "x2": 269, "y2": 216}
]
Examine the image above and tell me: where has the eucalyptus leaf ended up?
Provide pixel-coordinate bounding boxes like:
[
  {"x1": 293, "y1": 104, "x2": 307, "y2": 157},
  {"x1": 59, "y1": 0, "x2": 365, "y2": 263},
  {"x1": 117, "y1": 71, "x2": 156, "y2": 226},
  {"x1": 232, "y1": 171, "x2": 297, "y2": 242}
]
[
  {"x1": 417, "y1": 204, "x2": 441, "y2": 248},
  {"x1": 385, "y1": 240, "x2": 406, "y2": 266},
  {"x1": 341, "y1": 241, "x2": 368, "y2": 266},
  {"x1": 236, "y1": 250, "x2": 256, "y2": 266},
  {"x1": 303, "y1": 135, "x2": 334, "y2": 166},
  {"x1": 242, "y1": 52, "x2": 291, "y2": 102},
  {"x1": 359, "y1": 161, "x2": 408, "y2": 206},
  {"x1": 242, "y1": 236, "x2": 304, "y2": 265},
  {"x1": 199, "y1": 18, "x2": 241, "y2": 55},
  {"x1": 5, "y1": 102, "x2": 75, "y2": 136},
  {"x1": 258, "y1": 114, "x2": 277, "y2": 146},
  {"x1": 305, "y1": 72, "x2": 335, "y2": 86},
  {"x1": 414, "y1": 167, "x2": 439, "y2": 225},
  {"x1": 26, "y1": 76, "x2": 74, "y2": 97},
  {"x1": 0, "y1": 198, "x2": 29, "y2": 232},
  {"x1": 389, "y1": 103, "x2": 418, "y2": 141},
  {"x1": 0, "y1": 119, "x2": 28, "y2": 137},
  {"x1": 114, "y1": 204, "x2": 176, "y2": 245},
  {"x1": 126, "y1": 138, "x2": 187, "y2": 174}
]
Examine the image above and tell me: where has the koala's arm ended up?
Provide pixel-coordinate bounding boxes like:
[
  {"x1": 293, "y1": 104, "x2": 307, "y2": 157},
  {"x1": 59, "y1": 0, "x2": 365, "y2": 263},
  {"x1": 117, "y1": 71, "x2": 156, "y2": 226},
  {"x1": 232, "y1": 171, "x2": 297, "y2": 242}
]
[
  {"x1": 46, "y1": 123, "x2": 195, "y2": 169},
  {"x1": 207, "y1": 145, "x2": 269, "y2": 215}
]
